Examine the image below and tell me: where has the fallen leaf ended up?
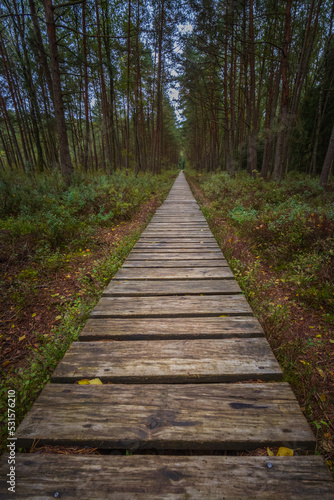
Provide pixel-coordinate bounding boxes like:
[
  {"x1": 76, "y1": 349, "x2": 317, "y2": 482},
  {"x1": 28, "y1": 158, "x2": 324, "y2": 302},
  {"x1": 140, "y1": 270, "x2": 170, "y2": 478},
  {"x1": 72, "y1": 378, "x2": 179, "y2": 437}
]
[
  {"x1": 19, "y1": 335, "x2": 26, "y2": 342},
  {"x1": 89, "y1": 378, "x2": 103, "y2": 385},
  {"x1": 320, "y1": 394, "x2": 326, "y2": 402},
  {"x1": 77, "y1": 378, "x2": 103, "y2": 385},
  {"x1": 55, "y1": 315, "x2": 62, "y2": 321},
  {"x1": 267, "y1": 447, "x2": 274, "y2": 456},
  {"x1": 32, "y1": 313, "x2": 37, "y2": 318},
  {"x1": 317, "y1": 367, "x2": 326, "y2": 378},
  {"x1": 277, "y1": 447, "x2": 293, "y2": 456},
  {"x1": 2, "y1": 360, "x2": 11, "y2": 368}
]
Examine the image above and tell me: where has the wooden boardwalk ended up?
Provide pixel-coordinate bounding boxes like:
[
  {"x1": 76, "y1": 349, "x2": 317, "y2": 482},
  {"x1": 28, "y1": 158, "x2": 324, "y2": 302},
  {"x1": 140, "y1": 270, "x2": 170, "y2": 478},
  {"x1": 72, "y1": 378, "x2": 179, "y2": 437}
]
[{"x1": 1, "y1": 172, "x2": 334, "y2": 498}]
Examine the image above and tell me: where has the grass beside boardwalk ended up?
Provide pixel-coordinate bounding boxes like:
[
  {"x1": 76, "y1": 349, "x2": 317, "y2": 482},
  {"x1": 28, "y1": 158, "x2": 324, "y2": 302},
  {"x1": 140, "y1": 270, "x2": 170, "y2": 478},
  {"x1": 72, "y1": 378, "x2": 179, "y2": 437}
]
[
  {"x1": 187, "y1": 169, "x2": 334, "y2": 472},
  {"x1": 0, "y1": 168, "x2": 178, "y2": 454}
]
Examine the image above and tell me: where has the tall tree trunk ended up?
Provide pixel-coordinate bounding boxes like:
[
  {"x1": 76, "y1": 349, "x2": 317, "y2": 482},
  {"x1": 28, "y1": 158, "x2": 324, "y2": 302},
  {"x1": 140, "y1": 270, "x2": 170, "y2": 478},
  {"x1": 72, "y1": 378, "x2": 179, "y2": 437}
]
[
  {"x1": 95, "y1": 0, "x2": 112, "y2": 171},
  {"x1": 319, "y1": 123, "x2": 334, "y2": 187},
  {"x1": 273, "y1": 0, "x2": 292, "y2": 180},
  {"x1": 28, "y1": 0, "x2": 54, "y2": 106},
  {"x1": 44, "y1": 0, "x2": 73, "y2": 183},
  {"x1": 126, "y1": 0, "x2": 131, "y2": 173},
  {"x1": 82, "y1": 0, "x2": 90, "y2": 171},
  {"x1": 247, "y1": 0, "x2": 257, "y2": 175}
]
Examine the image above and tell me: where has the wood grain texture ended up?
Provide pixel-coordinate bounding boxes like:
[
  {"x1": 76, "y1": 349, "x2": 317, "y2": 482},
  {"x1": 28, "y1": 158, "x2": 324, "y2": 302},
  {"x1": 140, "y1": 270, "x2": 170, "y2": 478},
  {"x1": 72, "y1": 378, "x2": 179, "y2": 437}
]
[
  {"x1": 2, "y1": 455, "x2": 333, "y2": 500},
  {"x1": 139, "y1": 237, "x2": 217, "y2": 242},
  {"x1": 133, "y1": 242, "x2": 221, "y2": 249},
  {"x1": 151, "y1": 218, "x2": 207, "y2": 222},
  {"x1": 114, "y1": 267, "x2": 234, "y2": 280},
  {"x1": 14, "y1": 383, "x2": 316, "y2": 451},
  {"x1": 130, "y1": 248, "x2": 222, "y2": 254},
  {"x1": 147, "y1": 224, "x2": 210, "y2": 229},
  {"x1": 79, "y1": 317, "x2": 264, "y2": 340},
  {"x1": 142, "y1": 231, "x2": 213, "y2": 237},
  {"x1": 51, "y1": 338, "x2": 283, "y2": 383},
  {"x1": 103, "y1": 279, "x2": 241, "y2": 296},
  {"x1": 122, "y1": 259, "x2": 228, "y2": 268},
  {"x1": 0, "y1": 453, "x2": 334, "y2": 500},
  {"x1": 90, "y1": 295, "x2": 252, "y2": 318},
  {"x1": 127, "y1": 252, "x2": 224, "y2": 260}
]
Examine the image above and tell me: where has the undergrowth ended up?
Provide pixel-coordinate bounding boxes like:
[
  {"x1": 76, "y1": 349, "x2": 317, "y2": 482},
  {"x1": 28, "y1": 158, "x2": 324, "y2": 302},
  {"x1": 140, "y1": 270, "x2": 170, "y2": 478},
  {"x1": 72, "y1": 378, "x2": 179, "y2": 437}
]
[
  {"x1": 198, "y1": 170, "x2": 334, "y2": 321},
  {"x1": 187, "y1": 168, "x2": 334, "y2": 472},
  {"x1": 0, "y1": 167, "x2": 177, "y2": 454}
]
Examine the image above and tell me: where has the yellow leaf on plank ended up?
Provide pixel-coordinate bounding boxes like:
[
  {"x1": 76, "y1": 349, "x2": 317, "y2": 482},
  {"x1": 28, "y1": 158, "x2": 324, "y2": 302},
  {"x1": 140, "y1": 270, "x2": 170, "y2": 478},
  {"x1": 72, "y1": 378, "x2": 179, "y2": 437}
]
[
  {"x1": 77, "y1": 379, "x2": 90, "y2": 385},
  {"x1": 267, "y1": 447, "x2": 274, "y2": 456},
  {"x1": 89, "y1": 378, "x2": 103, "y2": 385},
  {"x1": 277, "y1": 447, "x2": 293, "y2": 456}
]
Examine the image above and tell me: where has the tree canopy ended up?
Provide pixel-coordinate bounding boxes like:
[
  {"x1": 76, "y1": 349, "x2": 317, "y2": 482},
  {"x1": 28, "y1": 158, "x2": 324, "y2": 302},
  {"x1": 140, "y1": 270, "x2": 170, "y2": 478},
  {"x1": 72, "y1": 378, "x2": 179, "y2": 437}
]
[{"x1": 0, "y1": 0, "x2": 333, "y2": 184}]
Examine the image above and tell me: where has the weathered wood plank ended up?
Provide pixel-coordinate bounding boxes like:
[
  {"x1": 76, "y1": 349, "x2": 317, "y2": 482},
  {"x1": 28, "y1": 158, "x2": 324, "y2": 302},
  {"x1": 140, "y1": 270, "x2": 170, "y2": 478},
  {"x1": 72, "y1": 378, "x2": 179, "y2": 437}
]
[
  {"x1": 130, "y1": 248, "x2": 222, "y2": 254},
  {"x1": 133, "y1": 242, "x2": 221, "y2": 250},
  {"x1": 114, "y1": 267, "x2": 234, "y2": 280},
  {"x1": 103, "y1": 279, "x2": 241, "y2": 296},
  {"x1": 142, "y1": 230, "x2": 213, "y2": 236},
  {"x1": 138, "y1": 238, "x2": 218, "y2": 243},
  {"x1": 129, "y1": 250, "x2": 223, "y2": 257},
  {"x1": 122, "y1": 259, "x2": 229, "y2": 268},
  {"x1": 51, "y1": 338, "x2": 283, "y2": 383},
  {"x1": 90, "y1": 295, "x2": 252, "y2": 318},
  {"x1": 147, "y1": 223, "x2": 209, "y2": 228},
  {"x1": 79, "y1": 317, "x2": 264, "y2": 340},
  {"x1": 151, "y1": 217, "x2": 207, "y2": 222},
  {"x1": 1, "y1": 455, "x2": 332, "y2": 500},
  {"x1": 14, "y1": 383, "x2": 316, "y2": 451}
]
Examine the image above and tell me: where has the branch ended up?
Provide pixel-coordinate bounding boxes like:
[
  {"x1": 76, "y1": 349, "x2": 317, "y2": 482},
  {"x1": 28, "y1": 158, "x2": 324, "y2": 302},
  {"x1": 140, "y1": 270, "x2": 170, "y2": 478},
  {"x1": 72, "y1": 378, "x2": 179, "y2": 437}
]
[{"x1": 53, "y1": 0, "x2": 85, "y2": 10}]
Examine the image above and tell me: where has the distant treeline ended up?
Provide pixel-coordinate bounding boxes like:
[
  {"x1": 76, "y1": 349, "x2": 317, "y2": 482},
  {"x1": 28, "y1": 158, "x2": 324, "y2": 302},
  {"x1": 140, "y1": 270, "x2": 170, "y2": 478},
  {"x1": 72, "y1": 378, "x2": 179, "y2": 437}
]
[
  {"x1": 0, "y1": 0, "x2": 183, "y2": 181},
  {"x1": 179, "y1": 0, "x2": 334, "y2": 186}
]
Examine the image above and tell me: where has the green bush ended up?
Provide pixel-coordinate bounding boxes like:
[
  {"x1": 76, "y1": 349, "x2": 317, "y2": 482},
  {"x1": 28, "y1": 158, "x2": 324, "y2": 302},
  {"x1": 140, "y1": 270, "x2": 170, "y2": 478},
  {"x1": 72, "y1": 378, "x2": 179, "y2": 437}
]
[
  {"x1": 0, "y1": 169, "x2": 177, "y2": 250},
  {"x1": 194, "y1": 170, "x2": 334, "y2": 319}
]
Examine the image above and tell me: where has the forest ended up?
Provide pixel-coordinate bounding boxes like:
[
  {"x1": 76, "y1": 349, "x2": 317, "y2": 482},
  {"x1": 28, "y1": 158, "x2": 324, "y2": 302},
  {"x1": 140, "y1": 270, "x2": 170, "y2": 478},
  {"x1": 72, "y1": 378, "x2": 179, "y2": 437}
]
[
  {"x1": 0, "y1": 0, "x2": 334, "y2": 474},
  {"x1": 0, "y1": 0, "x2": 333, "y2": 183}
]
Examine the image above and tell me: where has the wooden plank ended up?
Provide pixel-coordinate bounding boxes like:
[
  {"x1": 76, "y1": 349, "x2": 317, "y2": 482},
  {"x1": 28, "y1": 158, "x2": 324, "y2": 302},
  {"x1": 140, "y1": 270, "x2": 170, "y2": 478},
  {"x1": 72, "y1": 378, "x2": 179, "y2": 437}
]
[
  {"x1": 142, "y1": 230, "x2": 213, "y2": 235},
  {"x1": 14, "y1": 383, "x2": 316, "y2": 451},
  {"x1": 130, "y1": 248, "x2": 222, "y2": 253},
  {"x1": 2, "y1": 455, "x2": 332, "y2": 500},
  {"x1": 151, "y1": 217, "x2": 207, "y2": 222},
  {"x1": 126, "y1": 251, "x2": 224, "y2": 259},
  {"x1": 113, "y1": 267, "x2": 234, "y2": 280},
  {"x1": 139, "y1": 237, "x2": 217, "y2": 242},
  {"x1": 122, "y1": 259, "x2": 229, "y2": 268},
  {"x1": 141, "y1": 234, "x2": 215, "y2": 239},
  {"x1": 79, "y1": 317, "x2": 264, "y2": 340},
  {"x1": 90, "y1": 295, "x2": 253, "y2": 318},
  {"x1": 51, "y1": 338, "x2": 283, "y2": 383},
  {"x1": 103, "y1": 279, "x2": 241, "y2": 296},
  {"x1": 147, "y1": 223, "x2": 209, "y2": 228},
  {"x1": 133, "y1": 242, "x2": 220, "y2": 249}
]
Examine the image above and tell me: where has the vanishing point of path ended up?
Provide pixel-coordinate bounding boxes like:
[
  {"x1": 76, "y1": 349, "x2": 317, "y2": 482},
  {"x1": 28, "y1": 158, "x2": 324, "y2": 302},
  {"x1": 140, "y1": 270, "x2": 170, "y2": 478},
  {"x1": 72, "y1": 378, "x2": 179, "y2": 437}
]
[{"x1": 1, "y1": 172, "x2": 334, "y2": 498}]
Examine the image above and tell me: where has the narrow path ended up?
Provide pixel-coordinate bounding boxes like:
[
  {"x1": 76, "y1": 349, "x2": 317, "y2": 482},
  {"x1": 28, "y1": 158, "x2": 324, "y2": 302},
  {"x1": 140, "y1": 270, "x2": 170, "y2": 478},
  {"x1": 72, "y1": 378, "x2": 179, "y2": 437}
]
[{"x1": 1, "y1": 172, "x2": 333, "y2": 498}]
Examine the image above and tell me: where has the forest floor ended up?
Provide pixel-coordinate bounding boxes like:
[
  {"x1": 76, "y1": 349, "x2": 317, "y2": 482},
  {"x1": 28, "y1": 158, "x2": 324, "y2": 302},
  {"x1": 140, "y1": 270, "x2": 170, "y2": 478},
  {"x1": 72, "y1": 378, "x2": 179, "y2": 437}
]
[
  {"x1": 0, "y1": 169, "x2": 177, "y2": 454},
  {"x1": 187, "y1": 170, "x2": 334, "y2": 474}
]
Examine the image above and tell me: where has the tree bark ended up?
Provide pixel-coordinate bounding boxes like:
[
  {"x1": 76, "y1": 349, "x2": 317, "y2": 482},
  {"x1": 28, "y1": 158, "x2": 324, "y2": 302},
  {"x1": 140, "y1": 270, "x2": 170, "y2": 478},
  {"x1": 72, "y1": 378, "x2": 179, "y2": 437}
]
[
  {"x1": 319, "y1": 123, "x2": 334, "y2": 187},
  {"x1": 43, "y1": 0, "x2": 73, "y2": 183}
]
